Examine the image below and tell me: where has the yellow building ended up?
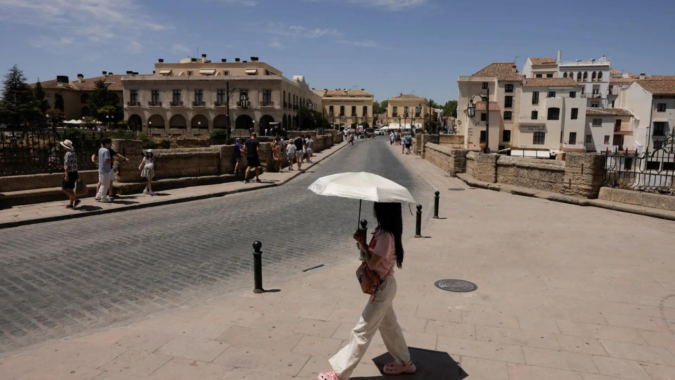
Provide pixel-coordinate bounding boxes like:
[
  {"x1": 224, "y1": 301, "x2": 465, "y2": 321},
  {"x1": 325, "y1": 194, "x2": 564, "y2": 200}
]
[
  {"x1": 314, "y1": 89, "x2": 374, "y2": 128},
  {"x1": 386, "y1": 94, "x2": 429, "y2": 129},
  {"x1": 39, "y1": 73, "x2": 124, "y2": 121}
]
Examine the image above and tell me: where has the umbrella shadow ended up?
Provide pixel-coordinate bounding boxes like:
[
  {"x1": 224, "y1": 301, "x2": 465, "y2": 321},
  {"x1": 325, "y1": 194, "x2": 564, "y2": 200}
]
[{"x1": 354, "y1": 348, "x2": 467, "y2": 380}]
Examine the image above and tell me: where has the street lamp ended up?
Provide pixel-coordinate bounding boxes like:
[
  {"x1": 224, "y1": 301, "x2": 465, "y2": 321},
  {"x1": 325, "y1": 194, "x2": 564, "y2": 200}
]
[
  {"x1": 467, "y1": 82, "x2": 490, "y2": 153},
  {"x1": 148, "y1": 121, "x2": 152, "y2": 135}
]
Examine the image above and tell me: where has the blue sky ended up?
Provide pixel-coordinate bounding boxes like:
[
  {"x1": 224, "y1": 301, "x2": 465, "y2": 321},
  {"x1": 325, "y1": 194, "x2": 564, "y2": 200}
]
[{"x1": 1, "y1": 0, "x2": 674, "y2": 103}]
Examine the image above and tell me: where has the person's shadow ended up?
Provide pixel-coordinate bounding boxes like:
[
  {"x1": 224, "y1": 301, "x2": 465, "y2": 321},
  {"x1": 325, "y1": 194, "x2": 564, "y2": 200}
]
[{"x1": 353, "y1": 348, "x2": 467, "y2": 379}]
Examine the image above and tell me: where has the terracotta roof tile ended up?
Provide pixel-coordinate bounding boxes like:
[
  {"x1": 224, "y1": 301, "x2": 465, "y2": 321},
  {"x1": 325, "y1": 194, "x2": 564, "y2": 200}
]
[
  {"x1": 390, "y1": 93, "x2": 425, "y2": 100},
  {"x1": 609, "y1": 77, "x2": 635, "y2": 83},
  {"x1": 471, "y1": 63, "x2": 522, "y2": 81},
  {"x1": 37, "y1": 75, "x2": 125, "y2": 91},
  {"x1": 323, "y1": 89, "x2": 373, "y2": 97},
  {"x1": 636, "y1": 80, "x2": 675, "y2": 95},
  {"x1": 586, "y1": 108, "x2": 633, "y2": 117},
  {"x1": 530, "y1": 57, "x2": 557, "y2": 65},
  {"x1": 649, "y1": 75, "x2": 675, "y2": 81},
  {"x1": 522, "y1": 78, "x2": 580, "y2": 87},
  {"x1": 610, "y1": 68, "x2": 623, "y2": 77}
]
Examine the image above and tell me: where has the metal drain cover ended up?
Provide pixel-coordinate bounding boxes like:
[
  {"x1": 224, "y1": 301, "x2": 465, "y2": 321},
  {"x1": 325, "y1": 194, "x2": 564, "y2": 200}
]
[
  {"x1": 434, "y1": 279, "x2": 478, "y2": 292},
  {"x1": 448, "y1": 188, "x2": 465, "y2": 192}
]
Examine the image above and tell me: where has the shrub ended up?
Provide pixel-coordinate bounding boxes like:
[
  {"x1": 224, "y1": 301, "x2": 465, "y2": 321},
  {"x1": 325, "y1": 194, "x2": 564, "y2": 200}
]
[
  {"x1": 210, "y1": 128, "x2": 228, "y2": 140},
  {"x1": 158, "y1": 139, "x2": 171, "y2": 149},
  {"x1": 170, "y1": 142, "x2": 179, "y2": 149}
]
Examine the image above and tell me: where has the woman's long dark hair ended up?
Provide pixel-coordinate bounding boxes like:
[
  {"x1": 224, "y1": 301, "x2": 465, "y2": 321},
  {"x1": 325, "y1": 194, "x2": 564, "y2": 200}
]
[{"x1": 374, "y1": 202, "x2": 404, "y2": 268}]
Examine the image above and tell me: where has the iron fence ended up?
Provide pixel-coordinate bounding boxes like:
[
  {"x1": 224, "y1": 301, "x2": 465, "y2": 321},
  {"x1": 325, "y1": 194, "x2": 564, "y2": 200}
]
[
  {"x1": 1, "y1": 128, "x2": 108, "y2": 177},
  {"x1": 604, "y1": 132, "x2": 675, "y2": 193}
]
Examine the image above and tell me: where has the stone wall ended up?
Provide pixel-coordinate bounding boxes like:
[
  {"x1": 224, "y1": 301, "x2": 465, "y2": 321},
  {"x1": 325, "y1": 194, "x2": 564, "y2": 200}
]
[
  {"x1": 439, "y1": 135, "x2": 464, "y2": 149},
  {"x1": 151, "y1": 148, "x2": 221, "y2": 180},
  {"x1": 599, "y1": 188, "x2": 675, "y2": 211},
  {"x1": 497, "y1": 156, "x2": 565, "y2": 193},
  {"x1": 0, "y1": 171, "x2": 99, "y2": 193},
  {"x1": 561, "y1": 153, "x2": 606, "y2": 198},
  {"x1": 424, "y1": 143, "x2": 468, "y2": 176}
]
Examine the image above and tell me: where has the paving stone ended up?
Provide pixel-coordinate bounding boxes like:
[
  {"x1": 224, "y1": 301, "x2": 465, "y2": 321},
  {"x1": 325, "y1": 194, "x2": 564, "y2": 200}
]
[
  {"x1": 436, "y1": 336, "x2": 525, "y2": 363},
  {"x1": 155, "y1": 336, "x2": 230, "y2": 362},
  {"x1": 415, "y1": 304, "x2": 462, "y2": 323},
  {"x1": 222, "y1": 367, "x2": 280, "y2": 380},
  {"x1": 522, "y1": 346, "x2": 598, "y2": 374},
  {"x1": 590, "y1": 356, "x2": 650, "y2": 380},
  {"x1": 148, "y1": 357, "x2": 232, "y2": 380},
  {"x1": 15, "y1": 365, "x2": 103, "y2": 380},
  {"x1": 100, "y1": 349, "x2": 172, "y2": 378},
  {"x1": 600, "y1": 340, "x2": 675, "y2": 366},
  {"x1": 459, "y1": 356, "x2": 508, "y2": 380},
  {"x1": 425, "y1": 320, "x2": 475, "y2": 340},
  {"x1": 293, "y1": 319, "x2": 341, "y2": 338},
  {"x1": 555, "y1": 320, "x2": 647, "y2": 344},
  {"x1": 75, "y1": 327, "x2": 176, "y2": 352},
  {"x1": 518, "y1": 315, "x2": 561, "y2": 334},
  {"x1": 213, "y1": 345, "x2": 310, "y2": 376},
  {"x1": 556, "y1": 335, "x2": 607, "y2": 356},
  {"x1": 641, "y1": 363, "x2": 675, "y2": 380},
  {"x1": 475, "y1": 325, "x2": 561, "y2": 350},
  {"x1": 291, "y1": 335, "x2": 343, "y2": 357},
  {"x1": 508, "y1": 363, "x2": 584, "y2": 380},
  {"x1": 216, "y1": 325, "x2": 304, "y2": 351},
  {"x1": 463, "y1": 310, "x2": 520, "y2": 329},
  {"x1": 602, "y1": 312, "x2": 672, "y2": 332},
  {"x1": 92, "y1": 373, "x2": 149, "y2": 380}
]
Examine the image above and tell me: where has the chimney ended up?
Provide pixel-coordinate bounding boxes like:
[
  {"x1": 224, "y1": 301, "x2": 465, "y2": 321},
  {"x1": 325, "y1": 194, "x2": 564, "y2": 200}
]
[
  {"x1": 153, "y1": 71, "x2": 156, "y2": 74},
  {"x1": 361, "y1": 88, "x2": 364, "y2": 91},
  {"x1": 202, "y1": 53, "x2": 207, "y2": 63},
  {"x1": 512, "y1": 64, "x2": 517, "y2": 73},
  {"x1": 158, "y1": 58, "x2": 164, "y2": 63},
  {"x1": 243, "y1": 60, "x2": 248, "y2": 63},
  {"x1": 109, "y1": 72, "x2": 113, "y2": 75},
  {"x1": 77, "y1": 74, "x2": 84, "y2": 83},
  {"x1": 221, "y1": 58, "x2": 227, "y2": 62},
  {"x1": 126, "y1": 71, "x2": 133, "y2": 74},
  {"x1": 102, "y1": 71, "x2": 107, "y2": 76},
  {"x1": 639, "y1": 72, "x2": 646, "y2": 80},
  {"x1": 235, "y1": 58, "x2": 241, "y2": 62},
  {"x1": 56, "y1": 75, "x2": 69, "y2": 83},
  {"x1": 251, "y1": 57, "x2": 259, "y2": 62},
  {"x1": 557, "y1": 50, "x2": 562, "y2": 62}
]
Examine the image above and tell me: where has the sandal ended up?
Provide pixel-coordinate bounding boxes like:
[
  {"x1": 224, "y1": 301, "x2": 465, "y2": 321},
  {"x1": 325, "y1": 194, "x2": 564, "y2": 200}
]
[
  {"x1": 318, "y1": 370, "x2": 347, "y2": 380},
  {"x1": 383, "y1": 361, "x2": 417, "y2": 375}
]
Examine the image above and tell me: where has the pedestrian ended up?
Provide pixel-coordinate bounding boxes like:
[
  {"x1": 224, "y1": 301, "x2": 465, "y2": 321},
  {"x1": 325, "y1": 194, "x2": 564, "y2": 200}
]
[
  {"x1": 60, "y1": 139, "x2": 80, "y2": 209},
  {"x1": 404, "y1": 133, "x2": 413, "y2": 155},
  {"x1": 286, "y1": 138, "x2": 297, "y2": 171},
  {"x1": 390, "y1": 131, "x2": 396, "y2": 145},
  {"x1": 139, "y1": 149, "x2": 156, "y2": 195},
  {"x1": 319, "y1": 202, "x2": 415, "y2": 380},
  {"x1": 272, "y1": 137, "x2": 282, "y2": 172},
  {"x1": 306, "y1": 134, "x2": 314, "y2": 164},
  {"x1": 95, "y1": 138, "x2": 114, "y2": 203},
  {"x1": 348, "y1": 131, "x2": 354, "y2": 146},
  {"x1": 91, "y1": 147, "x2": 129, "y2": 199},
  {"x1": 242, "y1": 132, "x2": 262, "y2": 183},
  {"x1": 294, "y1": 134, "x2": 305, "y2": 171},
  {"x1": 234, "y1": 138, "x2": 243, "y2": 175}
]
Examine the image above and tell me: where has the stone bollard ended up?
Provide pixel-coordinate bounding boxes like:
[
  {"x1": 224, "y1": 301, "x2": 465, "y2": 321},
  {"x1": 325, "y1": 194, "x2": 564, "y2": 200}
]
[
  {"x1": 415, "y1": 205, "x2": 422, "y2": 238},
  {"x1": 433, "y1": 191, "x2": 440, "y2": 219},
  {"x1": 252, "y1": 241, "x2": 264, "y2": 294}
]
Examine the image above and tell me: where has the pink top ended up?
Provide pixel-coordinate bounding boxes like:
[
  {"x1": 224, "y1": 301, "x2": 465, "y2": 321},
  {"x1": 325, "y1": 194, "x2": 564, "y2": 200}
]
[{"x1": 368, "y1": 227, "x2": 396, "y2": 279}]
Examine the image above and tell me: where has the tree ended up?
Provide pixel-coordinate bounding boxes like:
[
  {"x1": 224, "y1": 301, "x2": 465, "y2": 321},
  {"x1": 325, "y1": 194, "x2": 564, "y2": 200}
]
[
  {"x1": 298, "y1": 105, "x2": 316, "y2": 130},
  {"x1": 46, "y1": 108, "x2": 64, "y2": 127},
  {"x1": 373, "y1": 100, "x2": 387, "y2": 115},
  {"x1": 380, "y1": 100, "x2": 388, "y2": 113},
  {"x1": 0, "y1": 65, "x2": 42, "y2": 129},
  {"x1": 54, "y1": 91, "x2": 64, "y2": 111},
  {"x1": 443, "y1": 100, "x2": 458, "y2": 118},
  {"x1": 87, "y1": 79, "x2": 121, "y2": 125},
  {"x1": 33, "y1": 81, "x2": 50, "y2": 113}
]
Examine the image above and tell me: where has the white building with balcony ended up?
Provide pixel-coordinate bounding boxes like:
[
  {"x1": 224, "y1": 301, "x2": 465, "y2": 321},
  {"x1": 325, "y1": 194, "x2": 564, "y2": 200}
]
[
  {"x1": 557, "y1": 54, "x2": 611, "y2": 108},
  {"x1": 585, "y1": 108, "x2": 636, "y2": 153}
]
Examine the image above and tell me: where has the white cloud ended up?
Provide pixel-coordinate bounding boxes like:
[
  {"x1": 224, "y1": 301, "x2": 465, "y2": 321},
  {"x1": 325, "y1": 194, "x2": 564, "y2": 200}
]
[
  {"x1": 209, "y1": 0, "x2": 258, "y2": 6},
  {"x1": 348, "y1": 0, "x2": 426, "y2": 11},
  {"x1": 337, "y1": 39, "x2": 389, "y2": 49},
  {"x1": 269, "y1": 39, "x2": 286, "y2": 50},
  {"x1": 262, "y1": 23, "x2": 343, "y2": 39},
  {"x1": 172, "y1": 44, "x2": 193, "y2": 55},
  {"x1": 126, "y1": 41, "x2": 142, "y2": 54},
  {"x1": 30, "y1": 36, "x2": 73, "y2": 49}
]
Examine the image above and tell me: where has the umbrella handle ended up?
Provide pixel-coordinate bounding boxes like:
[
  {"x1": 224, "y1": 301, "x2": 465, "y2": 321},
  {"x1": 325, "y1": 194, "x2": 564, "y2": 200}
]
[{"x1": 357, "y1": 199, "x2": 362, "y2": 229}]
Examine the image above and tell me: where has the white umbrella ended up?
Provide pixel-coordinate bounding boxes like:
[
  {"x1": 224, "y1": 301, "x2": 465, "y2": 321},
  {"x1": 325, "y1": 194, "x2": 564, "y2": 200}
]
[{"x1": 308, "y1": 172, "x2": 415, "y2": 227}]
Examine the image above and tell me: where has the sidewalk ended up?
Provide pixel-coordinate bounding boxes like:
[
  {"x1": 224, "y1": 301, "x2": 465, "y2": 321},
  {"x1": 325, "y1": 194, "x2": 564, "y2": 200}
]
[
  {"x1": 1, "y1": 142, "x2": 675, "y2": 380},
  {"x1": 0, "y1": 141, "x2": 347, "y2": 230}
]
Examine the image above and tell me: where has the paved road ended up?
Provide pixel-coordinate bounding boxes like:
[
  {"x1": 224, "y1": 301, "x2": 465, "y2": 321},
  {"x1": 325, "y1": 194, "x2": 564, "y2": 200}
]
[{"x1": 0, "y1": 137, "x2": 433, "y2": 354}]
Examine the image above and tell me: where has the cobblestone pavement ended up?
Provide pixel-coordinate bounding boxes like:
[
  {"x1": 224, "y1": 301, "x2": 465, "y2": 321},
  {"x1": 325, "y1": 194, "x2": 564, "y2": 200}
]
[{"x1": 0, "y1": 138, "x2": 432, "y2": 354}]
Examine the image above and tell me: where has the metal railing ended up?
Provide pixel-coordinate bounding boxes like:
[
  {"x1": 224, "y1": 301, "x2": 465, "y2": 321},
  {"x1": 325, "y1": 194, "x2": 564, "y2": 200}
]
[
  {"x1": 604, "y1": 132, "x2": 675, "y2": 192},
  {"x1": 1, "y1": 128, "x2": 109, "y2": 177}
]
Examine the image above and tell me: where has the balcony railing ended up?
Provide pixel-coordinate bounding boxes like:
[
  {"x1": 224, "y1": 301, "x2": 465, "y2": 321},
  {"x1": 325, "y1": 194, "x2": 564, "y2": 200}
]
[
  {"x1": 215, "y1": 101, "x2": 226, "y2": 107},
  {"x1": 127, "y1": 101, "x2": 140, "y2": 107},
  {"x1": 192, "y1": 101, "x2": 205, "y2": 107},
  {"x1": 262, "y1": 101, "x2": 275, "y2": 107},
  {"x1": 283, "y1": 102, "x2": 288, "y2": 108},
  {"x1": 148, "y1": 101, "x2": 162, "y2": 107},
  {"x1": 592, "y1": 93, "x2": 602, "y2": 98},
  {"x1": 392, "y1": 113, "x2": 398, "y2": 117},
  {"x1": 170, "y1": 101, "x2": 183, "y2": 107}
]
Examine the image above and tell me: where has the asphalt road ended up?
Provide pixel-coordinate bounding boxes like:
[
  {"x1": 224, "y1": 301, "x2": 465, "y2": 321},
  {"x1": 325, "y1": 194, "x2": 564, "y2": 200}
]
[{"x1": 0, "y1": 137, "x2": 433, "y2": 354}]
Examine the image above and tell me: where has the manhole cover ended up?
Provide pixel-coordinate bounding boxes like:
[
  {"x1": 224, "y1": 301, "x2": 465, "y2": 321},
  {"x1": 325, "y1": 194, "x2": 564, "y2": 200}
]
[
  {"x1": 448, "y1": 188, "x2": 465, "y2": 191},
  {"x1": 434, "y1": 279, "x2": 478, "y2": 292}
]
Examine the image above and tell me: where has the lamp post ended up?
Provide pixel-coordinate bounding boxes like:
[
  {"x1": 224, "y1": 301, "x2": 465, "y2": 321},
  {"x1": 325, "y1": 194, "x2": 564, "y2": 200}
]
[
  {"x1": 467, "y1": 82, "x2": 490, "y2": 153},
  {"x1": 148, "y1": 121, "x2": 152, "y2": 136}
]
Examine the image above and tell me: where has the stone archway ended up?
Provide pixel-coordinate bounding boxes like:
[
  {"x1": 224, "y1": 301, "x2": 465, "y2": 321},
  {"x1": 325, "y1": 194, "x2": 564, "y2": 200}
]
[
  {"x1": 236, "y1": 114, "x2": 253, "y2": 130},
  {"x1": 214, "y1": 114, "x2": 229, "y2": 129},
  {"x1": 127, "y1": 114, "x2": 142, "y2": 131},
  {"x1": 260, "y1": 115, "x2": 274, "y2": 136},
  {"x1": 192, "y1": 114, "x2": 208, "y2": 129},
  {"x1": 170, "y1": 114, "x2": 187, "y2": 128},
  {"x1": 148, "y1": 114, "x2": 165, "y2": 135}
]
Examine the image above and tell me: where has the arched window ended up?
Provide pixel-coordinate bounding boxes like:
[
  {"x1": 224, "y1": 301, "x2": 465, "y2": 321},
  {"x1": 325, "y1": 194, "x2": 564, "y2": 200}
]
[
  {"x1": 583, "y1": 72, "x2": 588, "y2": 81},
  {"x1": 598, "y1": 71, "x2": 603, "y2": 80},
  {"x1": 577, "y1": 72, "x2": 582, "y2": 81},
  {"x1": 592, "y1": 72, "x2": 597, "y2": 81},
  {"x1": 563, "y1": 72, "x2": 568, "y2": 78},
  {"x1": 81, "y1": 94, "x2": 89, "y2": 104}
]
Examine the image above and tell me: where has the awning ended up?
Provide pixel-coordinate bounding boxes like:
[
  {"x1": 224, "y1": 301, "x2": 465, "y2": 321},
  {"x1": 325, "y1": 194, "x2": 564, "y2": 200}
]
[
  {"x1": 245, "y1": 69, "x2": 258, "y2": 75},
  {"x1": 199, "y1": 69, "x2": 215, "y2": 75},
  {"x1": 158, "y1": 69, "x2": 172, "y2": 75}
]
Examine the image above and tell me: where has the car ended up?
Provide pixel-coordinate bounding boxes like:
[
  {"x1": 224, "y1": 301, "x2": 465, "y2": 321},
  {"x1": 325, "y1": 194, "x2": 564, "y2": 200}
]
[{"x1": 374, "y1": 129, "x2": 384, "y2": 136}]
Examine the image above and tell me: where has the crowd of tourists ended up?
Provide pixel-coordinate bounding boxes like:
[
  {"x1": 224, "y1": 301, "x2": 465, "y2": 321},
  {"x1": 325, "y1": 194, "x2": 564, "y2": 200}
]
[{"x1": 389, "y1": 131, "x2": 413, "y2": 154}]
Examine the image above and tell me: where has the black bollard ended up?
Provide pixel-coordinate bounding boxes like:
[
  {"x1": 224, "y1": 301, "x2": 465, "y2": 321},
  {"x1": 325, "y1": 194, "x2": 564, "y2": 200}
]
[
  {"x1": 415, "y1": 204, "x2": 422, "y2": 238},
  {"x1": 252, "y1": 241, "x2": 264, "y2": 294},
  {"x1": 357, "y1": 219, "x2": 368, "y2": 261},
  {"x1": 433, "y1": 191, "x2": 440, "y2": 219}
]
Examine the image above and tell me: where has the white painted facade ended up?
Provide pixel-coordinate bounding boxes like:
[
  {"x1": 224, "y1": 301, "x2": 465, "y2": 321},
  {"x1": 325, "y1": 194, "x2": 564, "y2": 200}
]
[
  {"x1": 558, "y1": 57, "x2": 611, "y2": 108},
  {"x1": 584, "y1": 114, "x2": 636, "y2": 153},
  {"x1": 620, "y1": 82, "x2": 675, "y2": 152}
]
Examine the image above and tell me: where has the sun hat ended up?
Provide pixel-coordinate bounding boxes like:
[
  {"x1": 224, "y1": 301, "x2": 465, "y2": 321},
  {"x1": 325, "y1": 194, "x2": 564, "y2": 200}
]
[
  {"x1": 146, "y1": 149, "x2": 153, "y2": 153},
  {"x1": 235, "y1": 137, "x2": 241, "y2": 141},
  {"x1": 60, "y1": 140, "x2": 74, "y2": 150}
]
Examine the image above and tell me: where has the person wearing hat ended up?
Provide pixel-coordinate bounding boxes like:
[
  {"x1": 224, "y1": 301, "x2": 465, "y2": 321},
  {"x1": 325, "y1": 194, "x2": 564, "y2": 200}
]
[
  {"x1": 60, "y1": 139, "x2": 80, "y2": 209},
  {"x1": 139, "y1": 149, "x2": 156, "y2": 195},
  {"x1": 234, "y1": 138, "x2": 243, "y2": 175}
]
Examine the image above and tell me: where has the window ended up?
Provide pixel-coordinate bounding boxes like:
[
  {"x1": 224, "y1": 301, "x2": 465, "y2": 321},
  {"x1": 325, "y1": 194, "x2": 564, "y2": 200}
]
[
  {"x1": 482, "y1": 82, "x2": 488, "y2": 90},
  {"x1": 604, "y1": 135, "x2": 610, "y2": 144},
  {"x1": 363, "y1": 106, "x2": 368, "y2": 116},
  {"x1": 216, "y1": 90, "x2": 225, "y2": 105},
  {"x1": 352, "y1": 106, "x2": 357, "y2": 116},
  {"x1": 563, "y1": 72, "x2": 568, "y2": 78},
  {"x1": 583, "y1": 72, "x2": 588, "y2": 81},
  {"x1": 547, "y1": 107, "x2": 560, "y2": 120},
  {"x1": 569, "y1": 132, "x2": 577, "y2": 145},
  {"x1": 329, "y1": 105, "x2": 334, "y2": 116},
  {"x1": 531, "y1": 110, "x2": 538, "y2": 120},
  {"x1": 194, "y1": 90, "x2": 203, "y2": 104},
  {"x1": 611, "y1": 100, "x2": 615, "y2": 108},
  {"x1": 581, "y1": 86, "x2": 585, "y2": 95},
  {"x1": 502, "y1": 130, "x2": 511, "y2": 142},
  {"x1": 571, "y1": 108, "x2": 578, "y2": 120},
  {"x1": 392, "y1": 106, "x2": 397, "y2": 116},
  {"x1": 480, "y1": 131, "x2": 486, "y2": 143},
  {"x1": 585, "y1": 134, "x2": 593, "y2": 143},
  {"x1": 340, "y1": 105, "x2": 345, "y2": 116},
  {"x1": 415, "y1": 106, "x2": 421, "y2": 117},
  {"x1": 151, "y1": 90, "x2": 159, "y2": 105},
  {"x1": 614, "y1": 119, "x2": 622, "y2": 132},
  {"x1": 592, "y1": 72, "x2": 597, "y2": 81},
  {"x1": 592, "y1": 87, "x2": 600, "y2": 95},
  {"x1": 505, "y1": 96, "x2": 513, "y2": 108},
  {"x1": 505, "y1": 84, "x2": 514, "y2": 93},
  {"x1": 653, "y1": 141, "x2": 664, "y2": 149},
  {"x1": 504, "y1": 111, "x2": 512, "y2": 120},
  {"x1": 624, "y1": 157, "x2": 633, "y2": 170},
  {"x1": 404, "y1": 106, "x2": 409, "y2": 116},
  {"x1": 532, "y1": 91, "x2": 539, "y2": 105},
  {"x1": 480, "y1": 113, "x2": 487, "y2": 121},
  {"x1": 548, "y1": 91, "x2": 555, "y2": 98},
  {"x1": 592, "y1": 118, "x2": 602, "y2": 126},
  {"x1": 81, "y1": 94, "x2": 89, "y2": 104},
  {"x1": 591, "y1": 103, "x2": 599, "y2": 108},
  {"x1": 577, "y1": 72, "x2": 582, "y2": 81},
  {"x1": 654, "y1": 122, "x2": 666, "y2": 136},
  {"x1": 570, "y1": 91, "x2": 576, "y2": 98},
  {"x1": 598, "y1": 71, "x2": 603, "y2": 80},
  {"x1": 657, "y1": 103, "x2": 667, "y2": 112},
  {"x1": 173, "y1": 90, "x2": 181, "y2": 105},
  {"x1": 263, "y1": 90, "x2": 272, "y2": 106},
  {"x1": 283, "y1": 91, "x2": 286, "y2": 108},
  {"x1": 546, "y1": 73, "x2": 553, "y2": 78},
  {"x1": 536, "y1": 74, "x2": 542, "y2": 78},
  {"x1": 533, "y1": 132, "x2": 545, "y2": 145},
  {"x1": 130, "y1": 90, "x2": 138, "y2": 105},
  {"x1": 647, "y1": 160, "x2": 660, "y2": 169}
]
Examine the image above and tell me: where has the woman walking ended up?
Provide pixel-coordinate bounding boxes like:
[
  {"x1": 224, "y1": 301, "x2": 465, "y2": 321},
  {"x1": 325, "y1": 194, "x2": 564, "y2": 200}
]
[
  {"x1": 319, "y1": 202, "x2": 415, "y2": 380},
  {"x1": 60, "y1": 139, "x2": 80, "y2": 209},
  {"x1": 305, "y1": 135, "x2": 314, "y2": 164},
  {"x1": 139, "y1": 149, "x2": 156, "y2": 195},
  {"x1": 272, "y1": 137, "x2": 282, "y2": 172}
]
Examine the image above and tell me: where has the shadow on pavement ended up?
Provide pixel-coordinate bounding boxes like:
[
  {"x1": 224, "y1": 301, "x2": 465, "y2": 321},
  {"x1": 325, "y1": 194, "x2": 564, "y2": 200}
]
[
  {"x1": 362, "y1": 348, "x2": 467, "y2": 380},
  {"x1": 109, "y1": 200, "x2": 140, "y2": 206},
  {"x1": 75, "y1": 205, "x2": 102, "y2": 212}
]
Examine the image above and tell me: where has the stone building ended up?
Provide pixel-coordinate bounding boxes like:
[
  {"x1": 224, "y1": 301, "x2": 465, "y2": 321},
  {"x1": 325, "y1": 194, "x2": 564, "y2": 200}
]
[
  {"x1": 313, "y1": 89, "x2": 373, "y2": 128},
  {"x1": 38, "y1": 73, "x2": 124, "y2": 121},
  {"x1": 122, "y1": 55, "x2": 322, "y2": 137},
  {"x1": 386, "y1": 94, "x2": 429, "y2": 129}
]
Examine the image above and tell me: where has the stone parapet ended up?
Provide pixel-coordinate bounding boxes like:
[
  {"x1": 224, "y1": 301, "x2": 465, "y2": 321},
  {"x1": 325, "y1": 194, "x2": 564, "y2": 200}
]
[
  {"x1": 497, "y1": 156, "x2": 565, "y2": 193},
  {"x1": 473, "y1": 153, "x2": 499, "y2": 183},
  {"x1": 112, "y1": 139, "x2": 144, "y2": 182},
  {"x1": 599, "y1": 187, "x2": 675, "y2": 211},
  {"x1": 439, "y1": 134, "x2": 464, "y2": 149},
  {"x1": 424, "y1": 143, "x2": 468, "y2": 177},
  {"x1": 562, "y1": 153, "x2": 605, "y2": 198}
]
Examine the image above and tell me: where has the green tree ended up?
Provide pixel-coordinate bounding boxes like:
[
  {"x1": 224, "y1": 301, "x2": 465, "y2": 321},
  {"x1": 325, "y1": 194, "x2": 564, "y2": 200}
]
[
  {"x1": 0, "y1": 65, "x2": 42, "y2": 129},
  {"x1": 87, "y1": 79, "x2": 121, "y2": 124},
  {"x1": 54, "y1": 91, "x2": 64, "y2": 111},
  {"x1": 443, "y1": 100, "x2": 458, "y2": 118},
  {"x1": 380, "y1": 100, "x2": 388, "y2": 113},
  {"x1": 297, "y1": 105, "x2": 316, "y2": 130},
  {"x1": 33, "y1": 80, "x2": 50, "y2": 113}
]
